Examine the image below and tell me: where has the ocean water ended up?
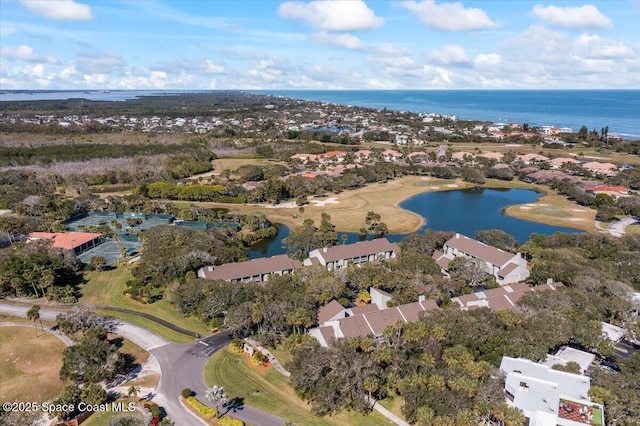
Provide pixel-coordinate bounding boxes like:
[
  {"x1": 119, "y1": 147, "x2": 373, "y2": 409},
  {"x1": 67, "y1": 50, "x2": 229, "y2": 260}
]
[
  {"x1": 2, "y1": 89, "x2": 638, "y2": 139},
  {"x1": 257, "y1": 89, "x2": 640, "y2": 140}
]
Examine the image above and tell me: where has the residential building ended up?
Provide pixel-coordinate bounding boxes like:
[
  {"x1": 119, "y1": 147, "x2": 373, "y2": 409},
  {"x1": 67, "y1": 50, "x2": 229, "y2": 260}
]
[
  {"x1": 433, "y1": 233, "x2": 530, "y2": 285},
  {"x1": 197, "y1": 254, "x2": 298, "y2": 283},
  {"x1": 451, "y1": 281, "x2": 563, "y2": 311},
  {"x1": 585, "y1": 185, "x2": 630, "y2": 199},
  {"x1": 583, "y1": 161, "x2": 618, "y2": 176},
  {"x1": 28, "y1": 231, "x2": 104, "y2": 255},
  {"x1": 381, "y1": 149, "x2": 403, "y2": 161},
  {"x1": 550, "y1": 157, "x2": 581, "y2": 169},
  {"x1": 309, "y1": 288, "x2": 439, "y2": 347},
  {"x1": 304, "y1": 238, "x2": 399, "y2": 271},
  {"x1": 521, "y1": 170, "x2": 567, "y2": 184},
  {"x1": 500, "y1": 356, "x2": 604, "y2": 426},
  {"x1": 517, "y1": 153, "x2": 550, "y2": 164}
]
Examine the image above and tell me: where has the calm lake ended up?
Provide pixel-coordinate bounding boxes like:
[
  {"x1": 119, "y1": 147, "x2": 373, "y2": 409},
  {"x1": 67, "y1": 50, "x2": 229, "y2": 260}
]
[{"x1": 248, "y1": 188, "x2": 581, "y2": 258}]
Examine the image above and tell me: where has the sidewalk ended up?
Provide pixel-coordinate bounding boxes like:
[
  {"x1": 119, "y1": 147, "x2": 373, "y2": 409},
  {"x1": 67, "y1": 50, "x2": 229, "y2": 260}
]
[{"x1": 244, "y1": 337, "x2": 290, "y2": 377}]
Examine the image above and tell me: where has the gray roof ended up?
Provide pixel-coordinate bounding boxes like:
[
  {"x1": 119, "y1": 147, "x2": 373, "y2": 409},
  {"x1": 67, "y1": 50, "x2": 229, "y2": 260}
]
[
  {"x1": 200, "y1": 254, "x2": 296, "y2": 281},
  {"x1": 445, "y1": 234, "x2": 515, "y2": 267},
  {"x1": 314, "y1": 238, "x2": 398, "y2": 262}
]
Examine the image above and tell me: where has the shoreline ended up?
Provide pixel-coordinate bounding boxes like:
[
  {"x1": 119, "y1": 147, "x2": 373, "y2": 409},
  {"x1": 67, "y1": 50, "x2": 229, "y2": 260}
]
[{"x1": 196, "y1": 177, "x2": 593, "y2": 235}]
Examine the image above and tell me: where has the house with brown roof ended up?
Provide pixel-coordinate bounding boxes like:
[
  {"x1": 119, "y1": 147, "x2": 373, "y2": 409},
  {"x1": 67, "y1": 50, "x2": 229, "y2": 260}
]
[
  {"x1": 517, "y1": 153, "x2": 550, "y2": 165},
  {"x1": 197, "y1": 254, "x2": 298, "y2": 283},
  {"x1": 433, "y1": 233, "x2": 530, "y2": 285},
  {"x1": 28, "y1": 231, "x2": 104, "y2": 255},
  {"x1": 585, "y1": 185, "x2": 630, "y2": 199},
  {"x1": 381, "y1": 149, "x2": 403, "y2": 162},
  {"x1": 309, "y1": 287, "x2": 439, "y2": 347},
  {"x1": 583, "y1": 161, "x2": 618, "y2": 176},
  {"x1": 451, "y1": 281, "x2": 563, "y2": 311},
  {"x1": 549, "y1": 157, "x2": 581, "y2": 169},
  {"x1": 521, "y1": 170, "x2": 567, "y2": 184},
  {"x1": 303, "y1": 238, "x2": 399, "y2": 271}
]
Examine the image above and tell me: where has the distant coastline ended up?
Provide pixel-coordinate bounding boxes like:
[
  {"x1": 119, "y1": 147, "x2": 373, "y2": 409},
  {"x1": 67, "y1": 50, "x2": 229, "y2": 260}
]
[{"x1": 1, "y1": 89, "x2": 639, "y2": 139}]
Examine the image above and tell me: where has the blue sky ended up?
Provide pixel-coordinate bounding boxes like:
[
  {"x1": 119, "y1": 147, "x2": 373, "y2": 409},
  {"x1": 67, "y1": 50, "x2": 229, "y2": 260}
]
[{"x1": 1, "y1": 0, "x2": 639, "y2": 89}]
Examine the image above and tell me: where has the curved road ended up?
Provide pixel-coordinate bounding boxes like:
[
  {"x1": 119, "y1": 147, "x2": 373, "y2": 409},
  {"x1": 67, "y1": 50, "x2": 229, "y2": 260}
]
[{"x1": 0, "y1": 302, "x2": 284, "y2": 426}]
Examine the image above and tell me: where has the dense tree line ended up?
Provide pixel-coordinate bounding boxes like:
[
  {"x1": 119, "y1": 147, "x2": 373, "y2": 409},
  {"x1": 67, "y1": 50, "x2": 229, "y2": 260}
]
[{"x1": 125, "y1": 225, "x2": 246, "y2": 302}]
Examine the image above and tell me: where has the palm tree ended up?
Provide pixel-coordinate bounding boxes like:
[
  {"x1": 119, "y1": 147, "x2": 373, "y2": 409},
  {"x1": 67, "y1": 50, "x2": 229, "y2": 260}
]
[
  {"x1": 127, "y1": 385, "x2": 141, "y2": 399},
  {"x1": 27, "y1": 305, "x2": 43, "y2": 336},
  {"x1": 205, "y1": 385, "x2": 226, "y2": 418}
]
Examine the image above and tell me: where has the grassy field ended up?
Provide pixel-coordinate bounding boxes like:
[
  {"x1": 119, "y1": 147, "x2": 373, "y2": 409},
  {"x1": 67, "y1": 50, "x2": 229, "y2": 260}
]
[
  {"x1": 424, "y1": 142, "x2": 640, "y2": 166},
  {"x1": 200, "y1": 176, "x2": 475, "y2": 233},
  {"x1": 81, "y1": 401, "x2": 145, "y2": 426},
  {"x1": 204, "y1": 348, "x2": 393, "y2": 426},
  {"x1": 80, "y1": 266, "x2": 209, "y2": 343},
  {"x1": 0, "y1": 326, "x2": 66, "y2": 403},
  {"x1": 625, "y1": 224, "x2": 640, "y2": 235},
  {"x1": 503, "y1": 191, "x2": 597, "y2": 232},
  {"x1": 377, "y1": 393, "x2": 405, "y2": 421}
]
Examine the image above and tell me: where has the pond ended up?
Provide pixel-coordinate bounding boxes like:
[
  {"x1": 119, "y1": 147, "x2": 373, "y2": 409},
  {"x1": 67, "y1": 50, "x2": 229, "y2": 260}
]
[{"x1": 247, "y1": 188, "x2": 582, "y2": 258}]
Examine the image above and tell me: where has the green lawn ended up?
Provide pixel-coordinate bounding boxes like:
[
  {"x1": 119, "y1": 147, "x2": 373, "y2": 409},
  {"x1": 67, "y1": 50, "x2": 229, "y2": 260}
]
[
  {"x1": 204, "y1": 348, "x2": 393, "y2": 426},
  {"x1": 80, "y1": 266, "x2": 209, "y2": 343},
  {"x1": 377, "y1": 393, "x2": 406, "y2": 421},
  {"x1": 80, "y1": 403, "x2": 145, "y2": 426}
]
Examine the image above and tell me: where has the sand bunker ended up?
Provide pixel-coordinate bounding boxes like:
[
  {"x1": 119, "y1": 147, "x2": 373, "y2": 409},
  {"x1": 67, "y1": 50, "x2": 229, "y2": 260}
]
[
  {"x1": 265, "y1": 201, "x2": 297, "y2": 209},
  {"x1": 430, "y1": 186, "x2": 440, "y2": 189},
  {"x1": 570, "y1": 218, "x2": 584, "y2": 221},
  {"x1": 421, "y1": 177, "x2": 430, "y2": 181},
  {"x1": 572, "y1": 209, "x2": 586, "y2": 213},
  {"x1": 310, "y1": 197, "x2": 340, "y2": 207},
  {"x1": 520, "y1": 206, "x2": 532, "y2": 210},
  {"x1": 446, "y1": 184, "x2": 459, "y2": 188}
]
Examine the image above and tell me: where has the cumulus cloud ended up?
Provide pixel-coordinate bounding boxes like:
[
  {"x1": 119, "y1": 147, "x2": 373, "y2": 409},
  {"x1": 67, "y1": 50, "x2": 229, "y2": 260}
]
[
  {"x1": 575, "y1": 34, "x2": 631, "y2": 58},
  {"x1": 150, "y1": 71, "x2": 168, "y2": 88},
  {"x1": 311, "y1": 31, "x2": 364, "y2": 50},
  {"x1": 532, "y1": 4, "x2": 612, "y2": 29},
  {"x1": 474, "y1": 53, "x2": 501, "y2": 67},
  {"x1": 205, "y1": 60, "x2": 225, "y2": 74},
  {"x1": 278, "y1": 0, "x2": 384, "y2": 31},
  {"x1": 399, "y1": 0, "x2": 497, "y2": 32},
  {"x1": 0, "y1": 45, "x2": 58, "y2": 64},
  {"x1": 425, "y1": 44, "x2": 471, "y2": 66},
  {"x1": 20, "y1": 0, "x2": 94, "y2": 21}
]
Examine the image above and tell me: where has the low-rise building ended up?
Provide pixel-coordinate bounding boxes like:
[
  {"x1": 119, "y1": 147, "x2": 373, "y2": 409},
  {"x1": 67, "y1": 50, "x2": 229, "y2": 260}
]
[
  {"x1": 304, "y1": 238, "x2": 399, "y2": 271},
  {"x1": 500, "y1": 356, "x2": 604, "y2": 426},
  {"x1": 309, "y1": 288, "x2": 439, "y2": 347},
  {"x1": 197, "y1": 254, "x2": 298, "y2": 283},
  {"x1": 433, "y1": 233, "x2": 530, "y2": 285},
  {"x1": 28, "y1": 231, "x2": 104, "y2": 255}
]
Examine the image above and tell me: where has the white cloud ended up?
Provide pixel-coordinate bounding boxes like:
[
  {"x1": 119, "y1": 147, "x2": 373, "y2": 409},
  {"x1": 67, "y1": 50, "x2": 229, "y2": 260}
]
[
  {"x1": 278, "y1": 0, "x2": 384, "y2": 31},
  {"x1": 60, "y1": 66, "x2": 77, "y2": 80},
  {"x1": 532, "y1": 4, "x2": 612, "y2": 29},
  {"x1": 474, "y1": 53, "x2": 501, "y2": 67},
  {"x1": 575, "y1": 34, "x2": 631, "y2": 58},
  {"x1": 311, "y1": 31, "x2": 364, "y2": 50},
  {"x1": 399, "y1": 0, "x2": 497, "y2": 32},
  {"x1": 425, "y1": 44, "x2": 471, "y2": 65},
  {"x1": 20, "y1": 0, "x2": 94, "y2": 21},
  {"x1": 205, "y1": 60, "x2": 225, "y2": 74},
  {"x1": 82, "y1": 73, "x2": 107, "y2": 86},
  {"x1": 374, "y1": 43, "x2": 411, "y2": 56},
  {"x1": 1, "y1": 45, "x2": 59, "y2": 64},
  {"x1": 150, "y1": 71, "x2": 168, "y2": 88}
]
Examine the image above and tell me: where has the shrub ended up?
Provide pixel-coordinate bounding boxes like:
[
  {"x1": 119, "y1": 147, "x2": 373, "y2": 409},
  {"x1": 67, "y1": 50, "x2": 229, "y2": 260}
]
[
  {"x1": 186, "y1": 396, "x2": 216, "y2": 419},
  {"x1": 218, "y1": 416, "x2": 245, "y2": 426},
  {"x1": 229, "y1": 338, "x2": 244, "y2": 353},
  {"x1": 251, "y1": 351, "x2": 268, "y2": 367},
  {"x1": 181, "y1": 388, "x2": 193, "y2": 399}
]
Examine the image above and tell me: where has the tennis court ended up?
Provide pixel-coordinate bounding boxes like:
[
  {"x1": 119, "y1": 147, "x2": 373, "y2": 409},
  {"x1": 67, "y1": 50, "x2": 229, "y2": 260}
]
[{"x1": 78, "y1": 238, "x2": 141, "y2": 266}]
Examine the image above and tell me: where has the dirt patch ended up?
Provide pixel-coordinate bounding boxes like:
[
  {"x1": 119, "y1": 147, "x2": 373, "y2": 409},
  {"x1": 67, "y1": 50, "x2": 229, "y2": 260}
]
[{"x1": 0, "y1": 326, "x2": 66, "y2": 402}]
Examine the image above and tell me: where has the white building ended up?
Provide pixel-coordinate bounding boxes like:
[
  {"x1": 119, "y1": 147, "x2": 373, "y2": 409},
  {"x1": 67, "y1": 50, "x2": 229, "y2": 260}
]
[
  {"x1": 500, "y1": 356, "x2": 604, "y2": 426},
  {"x1": 304, "y1": 238, "x2": 399, "y2": 271}
]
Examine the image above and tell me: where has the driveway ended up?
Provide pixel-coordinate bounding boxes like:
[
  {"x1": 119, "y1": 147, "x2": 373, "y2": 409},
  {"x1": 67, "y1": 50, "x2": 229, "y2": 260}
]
[
  {"x1": 0, "y1": 302, "x2": 284, "y2": 426},
  {"x1": 608, "y1": 216, "x2": 639, "y2": 237}
]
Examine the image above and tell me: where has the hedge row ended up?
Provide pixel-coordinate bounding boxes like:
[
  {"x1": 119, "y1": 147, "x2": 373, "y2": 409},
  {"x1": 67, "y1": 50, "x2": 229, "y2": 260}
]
[
  {"x1": 185, "y1": 396, "x2": 216, "y2": 419},
  {"x1": 218, "y1": 416, "x2": 245, "y2": 426}
]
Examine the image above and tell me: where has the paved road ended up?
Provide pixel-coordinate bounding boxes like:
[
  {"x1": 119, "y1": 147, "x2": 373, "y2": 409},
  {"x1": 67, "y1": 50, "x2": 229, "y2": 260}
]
[
  {"x1": 608, "y1": 216, "x2": 639, "y2": 237},
  {"x1": 0, "y1": 302, "x2": 285, "y2": 426},
  {"x1": 0, "y1": 303, "x2": 168, "y2": 350},
  {"x1": 152, "y1": 333, "x2": 285, "y2": 426}
]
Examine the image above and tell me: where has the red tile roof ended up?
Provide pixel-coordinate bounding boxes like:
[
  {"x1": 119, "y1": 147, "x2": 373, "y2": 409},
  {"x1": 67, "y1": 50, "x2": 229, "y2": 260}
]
[{"x1": 28, "y1": 232, "x2": 102, "y2": 250}]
